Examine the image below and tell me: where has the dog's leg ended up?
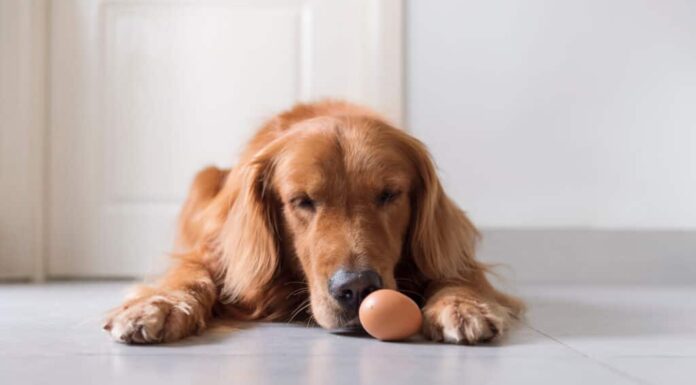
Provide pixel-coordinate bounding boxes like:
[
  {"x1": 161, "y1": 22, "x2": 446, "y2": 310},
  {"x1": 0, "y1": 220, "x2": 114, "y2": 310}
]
[
  {"x1": 103, "y1": 259, "x2": 217, "y2": 344},
  {"x1": 103, "y1": 166, "x2": 227, "y2": 344},
  {"x1": 421, "y1": 276, "x2": 524, "y2": 344}
]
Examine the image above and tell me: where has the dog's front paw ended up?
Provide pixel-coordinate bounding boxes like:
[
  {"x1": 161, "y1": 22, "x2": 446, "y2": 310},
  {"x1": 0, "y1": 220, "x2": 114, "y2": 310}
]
[
  {"x1": 422, "y1": 295, "x2": 510, "y2": 344},
  {"x1": 103, "y1": 291, "x2": 206, "y2": 344}
]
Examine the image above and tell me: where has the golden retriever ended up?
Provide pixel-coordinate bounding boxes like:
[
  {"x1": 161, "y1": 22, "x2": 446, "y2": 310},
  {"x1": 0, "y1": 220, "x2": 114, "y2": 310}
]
[{"x1": 104, "y1": 100, "x2": 523, "y2": 344}]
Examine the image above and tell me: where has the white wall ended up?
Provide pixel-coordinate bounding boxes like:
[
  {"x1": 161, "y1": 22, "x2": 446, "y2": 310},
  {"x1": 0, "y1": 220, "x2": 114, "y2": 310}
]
[{"x1": 408, "y1": 0, "x2": 696, "y2": 230}]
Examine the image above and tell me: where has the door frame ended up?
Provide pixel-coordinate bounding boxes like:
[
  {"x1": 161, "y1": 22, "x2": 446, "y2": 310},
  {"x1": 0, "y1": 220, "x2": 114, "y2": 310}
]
[{"x1": 0, "y1": 0, "x2": 49, "y2": 281}]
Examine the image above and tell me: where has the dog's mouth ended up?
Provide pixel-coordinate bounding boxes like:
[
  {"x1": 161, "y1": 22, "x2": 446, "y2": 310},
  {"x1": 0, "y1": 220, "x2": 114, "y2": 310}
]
[
  {"x1": 337, "y1": 316, "x2": 361, "y2": 328},
  {"x1": 309, "y1": 289, "x2": 371, "y2": 331},
  {"x1": 329, "y1": 317, "x2": 366, "y2": 335}
]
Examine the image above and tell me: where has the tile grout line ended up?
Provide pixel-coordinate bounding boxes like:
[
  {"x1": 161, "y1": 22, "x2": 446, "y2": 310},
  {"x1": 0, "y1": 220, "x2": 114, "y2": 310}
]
[{"x1": 524, "y1": 321, "x2": 651, "y2": 385}]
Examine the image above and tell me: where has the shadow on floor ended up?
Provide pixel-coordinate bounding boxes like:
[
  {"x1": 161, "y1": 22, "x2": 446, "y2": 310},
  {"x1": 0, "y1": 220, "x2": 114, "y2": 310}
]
[{"x1": 165, "y1": 320, "x2": 257, "y2": 347}]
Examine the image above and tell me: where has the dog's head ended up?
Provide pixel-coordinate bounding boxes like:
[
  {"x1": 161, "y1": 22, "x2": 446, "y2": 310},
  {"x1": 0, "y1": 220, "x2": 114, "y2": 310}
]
[{"x1": 216, "y1": 116, "x2": 479, "y2": 328}]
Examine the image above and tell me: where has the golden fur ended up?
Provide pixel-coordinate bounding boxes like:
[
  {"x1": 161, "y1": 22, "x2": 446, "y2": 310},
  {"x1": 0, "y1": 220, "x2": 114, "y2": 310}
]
[{"x1": 104, "y1": 100, "x2": 523, "y2": 344}]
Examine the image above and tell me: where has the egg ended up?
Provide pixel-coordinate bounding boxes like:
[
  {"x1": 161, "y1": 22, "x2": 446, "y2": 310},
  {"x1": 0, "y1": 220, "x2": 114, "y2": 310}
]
[{"x1": 358, "y1": 289, "x2": 422, "y2": 341}]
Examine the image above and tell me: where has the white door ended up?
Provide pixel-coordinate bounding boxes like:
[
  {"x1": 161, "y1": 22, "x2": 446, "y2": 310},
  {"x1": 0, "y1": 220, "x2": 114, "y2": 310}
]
[{"x1": 47, "y1": 0, "x2": 403, "y2": 278}]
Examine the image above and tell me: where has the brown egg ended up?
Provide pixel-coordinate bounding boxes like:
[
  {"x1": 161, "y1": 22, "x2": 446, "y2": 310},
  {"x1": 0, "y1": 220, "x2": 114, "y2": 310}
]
[{"x1": 358, "y1": 289, "x2": 422, "y2": 341}]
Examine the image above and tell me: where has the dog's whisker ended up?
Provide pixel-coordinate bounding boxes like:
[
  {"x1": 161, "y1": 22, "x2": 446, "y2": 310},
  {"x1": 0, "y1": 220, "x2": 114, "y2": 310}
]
[
  {"x1": 287, "y1": 287, "x2": 309, "y2": 296},
  {"x1": 288, "y1": 299, "x2": 311, "y2": 324},
  {"x1": 285, "y1": 291, "x2": 307, "y2": 300},
  {"x1": 305, "y1": 313, "x2": 316, "y2": 328},
  {"x1": 286, "y1": 293, "x2": 306, "y2": 300},
  {"x1": 289, "y1": 300, "x2": 310, "y2": 321}
]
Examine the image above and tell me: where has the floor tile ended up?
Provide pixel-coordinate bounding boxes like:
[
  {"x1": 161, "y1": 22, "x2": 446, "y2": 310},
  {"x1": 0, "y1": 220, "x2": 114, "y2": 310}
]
[
  {"x1": 0, "y1": 353, "x2": 639, "y2": 385},
  {"x1": 522, "y1": 284, "x2": 696, "y2": 384},
  {"x1": 4, "y1": 282, "x2": 692, "y2": 384},
  {"x1": 604, "y1": 357, "x2": 696, "y2": 385},
  {"x1": 523, "y1": 285, "x2": 696, "y2": 357}
]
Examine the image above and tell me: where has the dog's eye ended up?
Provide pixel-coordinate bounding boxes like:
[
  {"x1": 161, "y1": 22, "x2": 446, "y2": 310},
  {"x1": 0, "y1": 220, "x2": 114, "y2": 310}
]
[
  {"x1": 376, "y1": 190, "x2": 400, "y2": 206},
  {"x1": 291, "y1": 196, "x2": 316, "y2": 211}
]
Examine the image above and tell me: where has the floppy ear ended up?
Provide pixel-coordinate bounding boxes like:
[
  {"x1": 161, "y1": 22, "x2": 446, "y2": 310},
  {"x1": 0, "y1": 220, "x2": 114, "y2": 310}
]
[
  {"x1": 400, "y1": 134, "x2": 484, "y2": 282},
  {"x1": 217, "y1": 154, "x2": 280, "y2": 303}
]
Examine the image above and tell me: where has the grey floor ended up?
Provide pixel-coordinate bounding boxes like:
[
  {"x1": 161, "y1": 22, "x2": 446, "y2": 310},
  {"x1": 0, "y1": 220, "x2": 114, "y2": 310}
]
[{"x1": 0, "y1": 282, "x2": 694, "y2": 385}]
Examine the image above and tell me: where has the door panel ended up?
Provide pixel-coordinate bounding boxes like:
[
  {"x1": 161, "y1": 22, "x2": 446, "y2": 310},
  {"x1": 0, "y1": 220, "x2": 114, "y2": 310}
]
[{"x1": 49, "y1": 0, "x2": 403, "y2": 277}]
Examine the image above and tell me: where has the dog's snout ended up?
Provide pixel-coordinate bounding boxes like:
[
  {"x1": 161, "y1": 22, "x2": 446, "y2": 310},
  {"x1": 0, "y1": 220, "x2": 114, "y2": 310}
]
[{"x1": 328, "y1": 269, "x2": 383, "y2": 315}]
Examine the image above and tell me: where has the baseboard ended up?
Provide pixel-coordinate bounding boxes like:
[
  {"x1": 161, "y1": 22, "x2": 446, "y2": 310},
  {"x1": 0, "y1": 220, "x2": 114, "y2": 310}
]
[
  {"x1": 0, "y1": 273, "x2": 32, "y2": 282},
  {"x1": 478, "y1": 229, "x2": 696, "y2": 285},
  {"x1": 3, "y1": 229, "x2": 693, "y2": 285}
]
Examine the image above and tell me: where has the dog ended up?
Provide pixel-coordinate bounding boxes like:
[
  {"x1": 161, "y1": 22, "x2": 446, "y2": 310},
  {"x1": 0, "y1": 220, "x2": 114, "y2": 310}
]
[{"x1": 103, "y1": 100, "x2": 523, "y2": 344}]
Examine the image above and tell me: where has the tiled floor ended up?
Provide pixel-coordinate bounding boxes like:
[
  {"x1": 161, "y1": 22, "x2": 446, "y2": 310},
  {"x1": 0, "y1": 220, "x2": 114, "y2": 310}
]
[{"x1": 0, "y1": 282, "x2": 693, "y2": 385}]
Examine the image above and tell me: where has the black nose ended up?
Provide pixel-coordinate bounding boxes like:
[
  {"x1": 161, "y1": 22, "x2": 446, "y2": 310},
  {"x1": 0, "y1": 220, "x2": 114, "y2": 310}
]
[{"x1": 328, "y1": 269, "x2": 383, "y2": 315}]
